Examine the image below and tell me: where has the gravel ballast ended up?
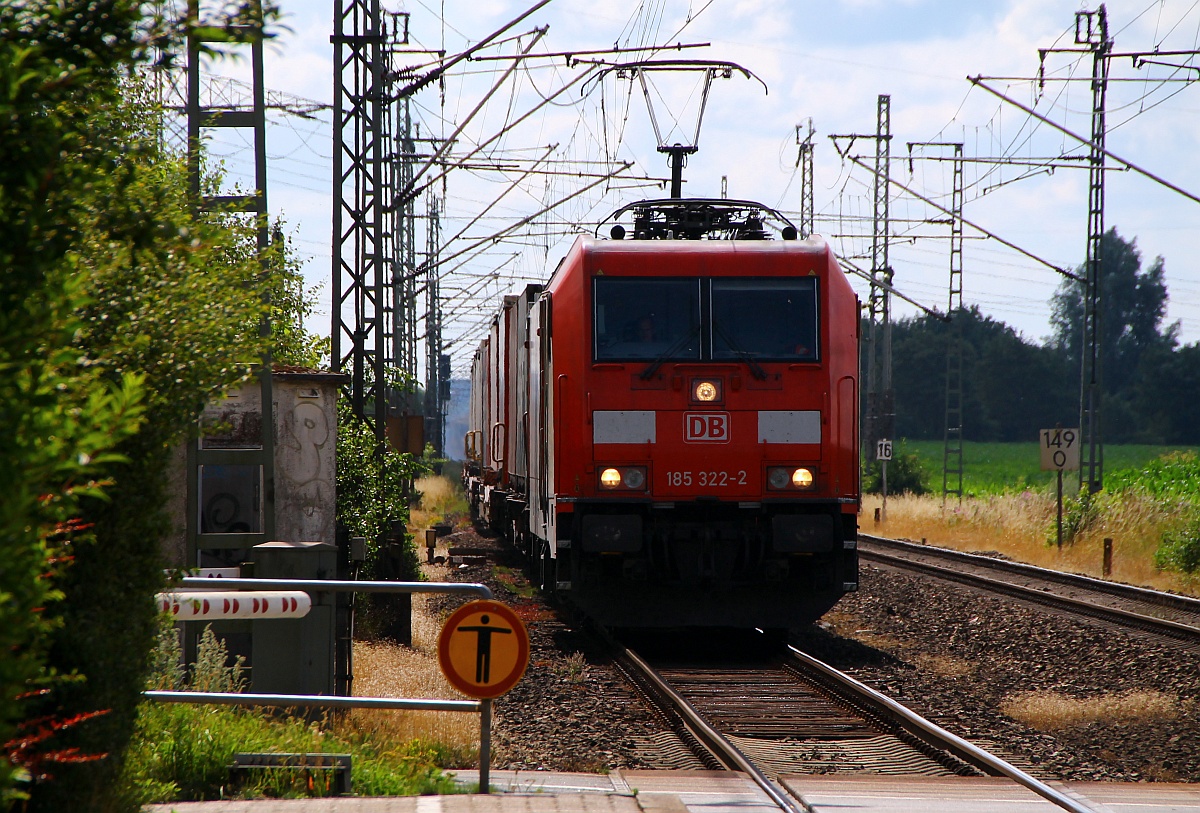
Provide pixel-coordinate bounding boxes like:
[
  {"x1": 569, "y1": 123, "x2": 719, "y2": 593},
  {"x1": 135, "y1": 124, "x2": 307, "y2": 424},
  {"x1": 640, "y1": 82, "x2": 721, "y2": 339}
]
[{"x1": 426, "y1": 529, "x2": 1199, "y2": 782}]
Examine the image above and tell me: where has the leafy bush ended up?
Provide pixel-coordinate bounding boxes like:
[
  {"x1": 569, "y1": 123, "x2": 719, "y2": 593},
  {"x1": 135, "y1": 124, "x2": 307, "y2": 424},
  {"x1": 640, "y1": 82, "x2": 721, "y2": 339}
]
[
  {"x1": 336, "y1": 389, "x2": 431, "y2": 641},
  {"x1": 1154, "y1": 512, "x2": 1200, "y2": 574},
  {"x1": 1, "y1": 0, "x2": 152, "y2": 802},
  {"x1": 1107, "y1": 451, "x2": 1200, "y2": 504},
  {"x1": 4, "y1": 2, "x2": 308, "y2": 807},
  {"x1": 863, "y1": 440, "x2": 931, "y2": 495},
  {"x1": 335, "y1": 392, "x2": 430, "y2": 583}
]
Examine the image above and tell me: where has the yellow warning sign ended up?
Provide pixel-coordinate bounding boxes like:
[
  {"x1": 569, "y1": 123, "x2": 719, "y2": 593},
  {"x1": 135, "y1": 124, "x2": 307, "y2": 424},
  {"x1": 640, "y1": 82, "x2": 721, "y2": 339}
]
[{"x1": 437, "y1": 600, "x2": 530, "y2": 699}]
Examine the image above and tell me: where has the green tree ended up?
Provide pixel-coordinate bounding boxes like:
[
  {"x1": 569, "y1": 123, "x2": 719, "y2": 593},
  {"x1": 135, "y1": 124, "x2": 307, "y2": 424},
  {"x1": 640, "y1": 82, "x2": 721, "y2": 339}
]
[
  {"x1": 889, "y1": 307, "x2": 1074, "y2": 443},
  {"x1": 0, "y1": 0, "x2": 150, "y2": 801},
  {"x1": 1, "y1": 0, "x2": 289, "y2": 808},
  {"x1": 1050, "y1": 227, "x2": 1179, "y2": 442},
  {"x1": 1129, "y1": 342, "x2": 1200, "y2": 445}
]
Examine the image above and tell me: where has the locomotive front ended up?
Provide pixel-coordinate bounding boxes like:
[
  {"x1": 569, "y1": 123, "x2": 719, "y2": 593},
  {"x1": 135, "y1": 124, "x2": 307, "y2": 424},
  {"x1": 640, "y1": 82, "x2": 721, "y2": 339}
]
[{"x1": 540, "y1": 200, "x2": 860, "y2": 630}]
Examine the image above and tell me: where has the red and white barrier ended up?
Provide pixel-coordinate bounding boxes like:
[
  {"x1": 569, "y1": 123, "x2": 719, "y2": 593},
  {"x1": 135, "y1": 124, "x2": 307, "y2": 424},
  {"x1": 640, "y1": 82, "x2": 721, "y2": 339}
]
[{"x1": 156, "y1": 591, "x2": 312, "y2": 620}]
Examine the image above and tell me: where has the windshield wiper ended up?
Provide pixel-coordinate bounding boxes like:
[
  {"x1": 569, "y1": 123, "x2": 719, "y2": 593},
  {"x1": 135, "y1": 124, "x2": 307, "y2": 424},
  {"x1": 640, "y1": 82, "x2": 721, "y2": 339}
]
[
  {"x1": 639, "y1": 324, "x2": 701, "y2": 380},
  {"x1": 711, "y1": 322, "x2": 767, "y2": 380}
]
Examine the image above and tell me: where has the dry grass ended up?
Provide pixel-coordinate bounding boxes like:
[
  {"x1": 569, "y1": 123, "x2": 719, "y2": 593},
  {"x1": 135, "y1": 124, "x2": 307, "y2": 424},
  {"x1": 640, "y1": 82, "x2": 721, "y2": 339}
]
[
  {"x1": 410, "y1": 475, "x2": 470, "y2": 531},
  {"x1": 408, "y1": 591, "x2": 453, "y2": 653},
  {"x1": 1001, "y1": 690, "x2": 1183, "y2": 731},
  {"x1": 342, "y1": 623, "x2": 479, "y2": 750},
  {"x1": 862, "y1": 491, "x2": 1198, "y2": 595}
]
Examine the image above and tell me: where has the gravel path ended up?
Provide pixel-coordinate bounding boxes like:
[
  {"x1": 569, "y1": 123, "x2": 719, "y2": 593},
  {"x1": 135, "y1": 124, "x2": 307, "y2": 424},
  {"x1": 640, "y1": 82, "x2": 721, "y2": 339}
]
[{"x1": 426, "y1": 528, "x2": 1200, "y2": 783}]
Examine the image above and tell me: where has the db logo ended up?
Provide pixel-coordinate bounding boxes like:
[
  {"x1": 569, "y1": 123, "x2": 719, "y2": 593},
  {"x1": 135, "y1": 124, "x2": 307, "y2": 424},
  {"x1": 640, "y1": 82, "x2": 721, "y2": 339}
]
[{"x1": 685, "y1": 413, "x2": 730, "y2": 443}]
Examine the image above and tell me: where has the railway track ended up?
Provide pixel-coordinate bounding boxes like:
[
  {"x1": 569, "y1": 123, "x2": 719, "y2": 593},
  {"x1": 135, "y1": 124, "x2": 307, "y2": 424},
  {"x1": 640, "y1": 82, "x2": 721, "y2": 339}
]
[
  {"x1": 608, "y1": 634, "x2": 1093, "y2": 813},
  {"x1": 859, "y1": 534, "x2": 1200, "y2": 646}
]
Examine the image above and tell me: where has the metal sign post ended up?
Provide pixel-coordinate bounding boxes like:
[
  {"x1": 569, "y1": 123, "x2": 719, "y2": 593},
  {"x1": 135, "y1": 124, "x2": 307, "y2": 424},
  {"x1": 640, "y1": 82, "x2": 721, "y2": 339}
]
[
  {"x1": 876, "y1": 438, "x2": 892, "y2": 523},
  {"x1": 438, "y1": 599, "x2": 531, "y2": 793},
  {"x1": 1040, "y1": 427, "x2": 1080, "y2": 549}
]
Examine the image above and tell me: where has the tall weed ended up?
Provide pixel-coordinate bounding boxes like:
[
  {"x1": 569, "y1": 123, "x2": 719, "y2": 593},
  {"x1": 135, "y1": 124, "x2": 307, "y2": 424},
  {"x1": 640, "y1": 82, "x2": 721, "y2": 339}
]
[
  {"x1": 1058, "y1": 488, "x2": 1099, "y2": 546},
  {"x1": 145, "y1": 613, "x2": 185, "y2": 692},
  {"x1": 189, "y1": 626, "x2": 247, "y2": 694},
  {"x1": 121, "y1": 622, "x2": 463, "y2": 804}
]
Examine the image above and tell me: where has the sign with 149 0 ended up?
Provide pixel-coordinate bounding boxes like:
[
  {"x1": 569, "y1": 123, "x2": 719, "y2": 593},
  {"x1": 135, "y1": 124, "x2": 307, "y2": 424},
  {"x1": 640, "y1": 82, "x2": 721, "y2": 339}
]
[{"x1": 1039, "y1": 428, "x2": 1080, "y2": 472}]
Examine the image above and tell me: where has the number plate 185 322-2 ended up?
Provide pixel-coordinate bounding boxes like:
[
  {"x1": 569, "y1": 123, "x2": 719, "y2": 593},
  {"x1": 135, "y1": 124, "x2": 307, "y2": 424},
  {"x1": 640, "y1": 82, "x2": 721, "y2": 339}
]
[{"x1": 665, "y1": 470, "x2": 748, "y2": 487}]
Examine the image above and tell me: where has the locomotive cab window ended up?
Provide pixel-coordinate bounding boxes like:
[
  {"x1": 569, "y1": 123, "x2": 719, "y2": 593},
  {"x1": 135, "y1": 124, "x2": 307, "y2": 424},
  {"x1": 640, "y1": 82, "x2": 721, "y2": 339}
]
[
  {"x1": 594, "y1": 277, "x2": 701, "y2": 361},
  {"x1": 711, "y1": 278, "x2": 818, "y2": 362}
]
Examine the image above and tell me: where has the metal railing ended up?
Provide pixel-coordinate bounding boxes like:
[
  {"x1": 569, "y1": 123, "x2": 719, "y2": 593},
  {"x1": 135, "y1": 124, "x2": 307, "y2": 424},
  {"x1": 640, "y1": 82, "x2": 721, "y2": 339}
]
[{"x1": 147, "y1": 578, "x2": 499, "y2": 792}]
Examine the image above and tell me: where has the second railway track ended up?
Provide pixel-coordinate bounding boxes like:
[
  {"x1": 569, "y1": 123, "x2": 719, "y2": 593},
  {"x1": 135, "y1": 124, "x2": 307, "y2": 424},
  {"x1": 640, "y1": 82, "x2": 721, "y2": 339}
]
[{"x1": 859, "y1": 533, "x2": 1200, "y2": 646}]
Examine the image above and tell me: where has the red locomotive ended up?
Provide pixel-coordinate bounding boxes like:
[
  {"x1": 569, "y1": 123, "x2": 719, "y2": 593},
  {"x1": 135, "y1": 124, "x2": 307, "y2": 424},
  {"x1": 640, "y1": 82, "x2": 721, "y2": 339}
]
[{"x1": 465, "y1": 199, "x2": 860, "y2": 630}]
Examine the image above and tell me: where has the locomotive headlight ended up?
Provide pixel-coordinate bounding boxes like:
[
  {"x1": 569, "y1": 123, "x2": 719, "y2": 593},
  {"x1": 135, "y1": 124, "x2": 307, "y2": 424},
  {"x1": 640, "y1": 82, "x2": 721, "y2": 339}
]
[
  {"x1": 600, "y1": 468, "x2": 623, "y2": 489},
  {"x1": 767, "y1": 466, "x2": 818, "y2": 491},
  {"x1": 692, "y1": 378, "x2": 722, "y2": 403},
  {"x1": 767, "y1": 468, "x2": 791, "y2": 490},
  {"x1": 623, "y1": 467, "x2": 646, "y2": 489},
  {"x1": 598, "y1": 466, "x2": 648, "y2": 491},
  {"x1": 792, "y1": 467, "x2": 815, "y2": 489}
]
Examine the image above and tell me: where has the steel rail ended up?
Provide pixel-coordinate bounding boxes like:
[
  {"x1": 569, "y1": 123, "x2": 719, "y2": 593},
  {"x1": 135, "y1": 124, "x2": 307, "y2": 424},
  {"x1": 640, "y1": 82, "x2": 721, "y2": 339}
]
[
  {"x1": 617, "y1": 647, "x2": 804, "y2": 813},
  {"x1": 786, "y1": 646, "x2": 1094, "y2": 813},
  {"x1": 858, "y1": 538, "x2": 1200, "y2": 642},
  {"x1": 861, "y1": 534, "x2": 1200, "y2": 613}
]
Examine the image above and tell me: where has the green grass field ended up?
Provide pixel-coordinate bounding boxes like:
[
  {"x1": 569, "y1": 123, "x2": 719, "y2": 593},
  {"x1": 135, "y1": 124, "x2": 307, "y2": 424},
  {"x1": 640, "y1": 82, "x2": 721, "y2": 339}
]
[{"x1": 897, "y1": 440, "x2": 1199, "y2": 496}]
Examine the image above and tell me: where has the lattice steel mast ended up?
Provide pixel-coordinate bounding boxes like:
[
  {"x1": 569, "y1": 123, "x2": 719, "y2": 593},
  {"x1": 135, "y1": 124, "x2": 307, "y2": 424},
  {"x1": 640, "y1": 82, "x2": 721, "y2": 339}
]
[
  {"x1": 1079, "y1": 5, "x2": 1110, "y2": 493},
  {"x1": 867, "y1": 95, "x2": 894, "y2": 460},
  {"x1": 905, "y1": 138, "x2": 966, "y2": 500},
  {"x1": 830, "y1": 96, "x2": 895, "y2": 464},
  {"x1": 185, "y1": 0, "x2": 275, "y2": 556},
  {"x1": 332, "y1": 0, "x2": 387, "y2": 438},
  {"x1": 424, "y1": 192, "x2": 445, "y2": 455},
  {"x1": 796, "y1": 119, "x2": 815, "y2": 239},
  {"x1": 385, "y1": 18, "x2": 420, "y2": 400},
  {"x1": 942, "y1": 144, "x2": 965, "y2": 501}
]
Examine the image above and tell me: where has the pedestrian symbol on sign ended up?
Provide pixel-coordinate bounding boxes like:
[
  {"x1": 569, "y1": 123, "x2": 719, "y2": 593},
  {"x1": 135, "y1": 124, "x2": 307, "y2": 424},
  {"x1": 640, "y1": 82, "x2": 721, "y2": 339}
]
[
  {"x1": 438, "y1": 600, "x2": 530, "y2": 699},
  {"x1": 456, "y1": 614, "x2": 512, "y2": 683}
]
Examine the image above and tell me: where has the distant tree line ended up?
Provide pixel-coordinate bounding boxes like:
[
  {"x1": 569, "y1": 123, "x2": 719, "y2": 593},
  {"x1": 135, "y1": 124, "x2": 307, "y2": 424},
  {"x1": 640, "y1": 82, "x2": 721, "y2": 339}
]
[{"x1": 882, "y1": 228, "x2": 1200, "y2": 445}]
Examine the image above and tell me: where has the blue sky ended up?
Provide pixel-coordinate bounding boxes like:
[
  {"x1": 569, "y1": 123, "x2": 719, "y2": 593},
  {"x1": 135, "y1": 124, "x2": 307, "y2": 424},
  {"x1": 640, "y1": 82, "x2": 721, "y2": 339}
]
[{"x1": 190, "y1": 0, "x2": 1200, "y2": 373}]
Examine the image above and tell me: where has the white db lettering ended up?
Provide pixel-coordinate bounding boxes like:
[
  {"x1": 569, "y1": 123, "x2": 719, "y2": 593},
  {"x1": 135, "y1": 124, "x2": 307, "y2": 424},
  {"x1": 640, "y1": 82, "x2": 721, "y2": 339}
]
[{"x1": 685, "y1": 413, "x2": 729, "y2": 442}]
